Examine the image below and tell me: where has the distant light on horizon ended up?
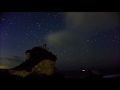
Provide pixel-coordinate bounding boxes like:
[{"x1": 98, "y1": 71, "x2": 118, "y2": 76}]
[
  {"x1": 82, "y1": 70, "x2": 85, "y2": 71},
  {"x1": 0, "y1": 66, "x2": 9, "y2": 69}
]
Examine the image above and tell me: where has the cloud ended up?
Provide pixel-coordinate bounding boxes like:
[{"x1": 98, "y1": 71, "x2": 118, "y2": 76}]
[
  {"x1": 47, "y1": 30, "x2": 87, "y2": 48},
  {"x1": 47, "y1": 12, "x2": 120, "y2": 48},
  {"x1": 4, "y1": 57, "x2": 23, "y2": 63},
  {"x1": 13, "y1": 55, "x2": 22, "y2": 59},
  {"x1": 0, "y1": 56, "x2": 24, "y2": 69},
  {"x1": 46, "y1": 12, "x2": 120, "y2": 70},
  {"x1": 65, "y1": 12, "x2": 120, "y2": 32}
]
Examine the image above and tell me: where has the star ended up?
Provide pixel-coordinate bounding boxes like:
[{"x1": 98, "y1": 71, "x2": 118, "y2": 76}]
[{"x1": 0, "y1": 12, "x2": 119, "y2": 71}]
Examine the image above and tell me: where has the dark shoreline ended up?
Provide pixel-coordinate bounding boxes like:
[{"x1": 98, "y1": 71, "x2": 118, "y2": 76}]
[{"x1": 0, "y1": 68, "x2": 120, "y2": 78}]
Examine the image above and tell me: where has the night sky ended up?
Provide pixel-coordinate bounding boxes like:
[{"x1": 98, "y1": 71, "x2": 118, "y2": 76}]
[{"x1": 0, "y1": 12, "x2": 120, "y2": 71}]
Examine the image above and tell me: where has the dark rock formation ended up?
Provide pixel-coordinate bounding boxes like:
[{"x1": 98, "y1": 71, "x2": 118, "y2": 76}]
[{"x1": 0, "y1": 44, "x2": 64, "y2": 78}]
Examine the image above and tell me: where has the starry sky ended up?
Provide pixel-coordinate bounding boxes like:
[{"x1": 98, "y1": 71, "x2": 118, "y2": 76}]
[{"x1": 0, "y1": 12, "x2": 120, "y2": 71}]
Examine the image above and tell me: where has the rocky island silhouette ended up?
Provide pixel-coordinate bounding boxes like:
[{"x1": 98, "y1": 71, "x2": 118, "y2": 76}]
[{"x1": 0, "y1": 44, "x2": 65, "y2": 79}]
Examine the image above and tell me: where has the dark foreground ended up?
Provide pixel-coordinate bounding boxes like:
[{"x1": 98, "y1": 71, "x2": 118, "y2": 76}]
[
  {"x1": 57, "y1": 68, "x2": 120, "y2": 78},
  {"x1": 0, "y1": 69, "x2": 120, "y2": 78},
  {"x1": 0, "y1": 71, "x2": 65, "y2": 79}
]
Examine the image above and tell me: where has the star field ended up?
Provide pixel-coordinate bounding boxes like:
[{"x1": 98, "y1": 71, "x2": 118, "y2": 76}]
[{"x1": 0, "y1": 12, "x2": 120, "y2": 71}]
